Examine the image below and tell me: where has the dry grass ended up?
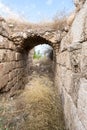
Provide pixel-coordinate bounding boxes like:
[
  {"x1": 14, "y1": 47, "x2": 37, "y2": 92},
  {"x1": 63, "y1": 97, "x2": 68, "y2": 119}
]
[
  {"x1": 52, "y1": 17, "x2": 67, "y2": 31},
  {"x1": 6, "y1": 11, "x2": 68, "y2": 32},
  {"x1": 51, "y1": 10, "x2": 69, "y2": 31},
  {"x1": 15, "y1": 75, "x2": 65, "y2": 130},
  {"x1": 6, "y1": 18, "x2": 35, "y2": 31},
  {"x1": 0, "y1": 59, "x2": 65, "y2": 130}
]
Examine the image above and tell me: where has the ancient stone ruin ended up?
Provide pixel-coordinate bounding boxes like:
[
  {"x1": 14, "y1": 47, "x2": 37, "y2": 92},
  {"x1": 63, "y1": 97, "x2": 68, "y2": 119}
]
[{"x1": 0, "y1": 0, "x2": 87, "y2": 130}]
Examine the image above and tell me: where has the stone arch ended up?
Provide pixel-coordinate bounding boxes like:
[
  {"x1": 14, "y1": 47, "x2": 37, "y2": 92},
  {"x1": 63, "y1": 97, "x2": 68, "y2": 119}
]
[
  {"x1": 11, "y1": 33, "x2": 55, "y2": 87},
  {"x1": 21, "y1": 35, "x2": 55, "y2": 67},
  {"x1": 0, "y1": 24, "x2": 59, "y2": 93},
  {"x1": 20, "y1": 35, "x2": 54, "y2": 51}
]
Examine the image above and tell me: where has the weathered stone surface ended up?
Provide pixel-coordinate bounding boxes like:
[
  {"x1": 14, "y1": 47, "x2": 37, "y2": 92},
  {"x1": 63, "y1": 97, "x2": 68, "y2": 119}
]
[
  {"x1": 55, "y1": 1, "x2": 87, "y2": 130},
  {"x1": 67, "y1": 12, "x2": 76, "y2": 26},
  {"x1": 63, "y1": 88, "x2": 85, "y2": 130},
  {"x1": 81, "y1": 42, "x2": 87, "y2": 73},
  {"x1": 62, "y1": 69, "x2": 72, "y2": 93},
  {"x1": 60, "y1": 31, "x2": 72, "y2": 52},
  {"x1": 69, "y1": 73, "x2": 81, "y2": 106},
  {"x1": 15, "y1": 52, "x2": 22, "y2": 61},
  {"x1": 71, "y1": 2, "x2": 87, "y2": 43},
  {"x1": 56, "y1": 51, "x2": 71, "y2": 69},
  {"x1": 78, "y1": 78, "x2": 87, "y2": 129},
  {"x1": 0, "y1": 17, "x2": 10, "y2": 37},
  {"x1": 0, "y1": 50, "x2": 7, "y2": 62},
  {"x1": 68, "y1": 42, "x2": 82, "y2": 51},
  {"x1": 0, "y1": 62, "x2": 14, "y2": 78},
  {"x1": 0, "y1": 36, "x2": 9, "y2": 49},
  {"x1": 0, "y1": 1, "x2": 87, "y2": 129},
  {"x1": 9, "y1": 69, "x2": 17, "y2": 81},
  {"x1": 70, "y1": 49, "x2": 81, "y2": 73},
  {"x1": 0, "y1": 25, "x2": 9, "y2": 37},
  {"x1": 0, "y1": 74, "x2": 9, "y2": 90}
]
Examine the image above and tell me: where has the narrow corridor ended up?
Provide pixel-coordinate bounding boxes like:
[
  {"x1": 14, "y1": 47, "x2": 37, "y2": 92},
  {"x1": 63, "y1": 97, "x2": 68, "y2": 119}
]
[{"x1": 0, "y1": 58, "x2": 65, "y2": 130}]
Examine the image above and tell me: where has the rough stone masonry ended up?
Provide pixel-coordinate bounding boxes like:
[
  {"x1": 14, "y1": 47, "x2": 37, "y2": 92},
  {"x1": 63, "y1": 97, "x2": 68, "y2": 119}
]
[
  {"x1": 55, "y1": 0, "x2": 87, "y2": 129},
  {"x1": 0, "y1": 0, "x2": 87, "y2": 130}
]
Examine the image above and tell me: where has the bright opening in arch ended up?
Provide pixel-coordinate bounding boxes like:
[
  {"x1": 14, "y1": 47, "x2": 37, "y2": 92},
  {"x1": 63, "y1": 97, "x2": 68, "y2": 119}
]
[{"x1": 34, "y1": 44, "x2": 53, "y2": 60}]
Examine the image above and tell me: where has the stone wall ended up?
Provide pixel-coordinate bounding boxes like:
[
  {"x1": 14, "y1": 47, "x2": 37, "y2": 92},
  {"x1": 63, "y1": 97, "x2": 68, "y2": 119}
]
[
  {"x1": 0, "y1": 17, "x2": 58, "y2": 95},
  {"x1": 0, "y1": 0, "x2": 87, "y2": 129},
  {"x1": 0, "y1": 34, "x2": 30, "y2": 95},
  {"x1": 55, "y1": 1, "x2": 87, "y2": 129}
]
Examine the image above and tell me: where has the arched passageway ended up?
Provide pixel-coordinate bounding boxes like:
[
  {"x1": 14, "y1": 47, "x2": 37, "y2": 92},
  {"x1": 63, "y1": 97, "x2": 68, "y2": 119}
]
[
  {"x1": 1, "y1": 1, "x2": 87, "y2": 129},
  {"x1": 0, "y1": 32, "x2": 66, "y2": 130},
  {"x1": 23, "y1": 35, "x2": 53, "y2": 51}
]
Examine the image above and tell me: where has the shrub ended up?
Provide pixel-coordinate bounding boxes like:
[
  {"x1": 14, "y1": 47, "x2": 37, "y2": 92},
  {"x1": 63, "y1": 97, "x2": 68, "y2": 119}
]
[
  {"x1": 33, "y1": 51, "x2": 42, "y2": 59},
  {"x1": 52, "y1": 11, "x2": 67, "y2": 30}
]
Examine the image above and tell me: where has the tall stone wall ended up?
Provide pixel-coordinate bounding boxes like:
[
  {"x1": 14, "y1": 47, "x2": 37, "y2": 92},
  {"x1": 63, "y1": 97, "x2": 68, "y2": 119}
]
[
  {"x1": 55, "y1": 1, "x2": 87, "y2": 130},
  {"x1": 0, "y1": 35, "x2": 30, "y2": 95}
]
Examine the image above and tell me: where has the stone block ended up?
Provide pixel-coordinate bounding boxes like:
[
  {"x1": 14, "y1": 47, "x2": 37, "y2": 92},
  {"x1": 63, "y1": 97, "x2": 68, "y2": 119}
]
[
  {"x1": 0, "y1": 62, "x2": 14, "y2": 77},
  {"x1": 9, "y1": 42, "x2": 16, "y2": 50},
  {"x1": 1, "y1": 40, "x2": 9, "y2": 49},
  {"x1": 81, "y1": 42, "x2": 87, "y2": 73},
  {"x1": 63, "y1": 88, "x2": 85, "y2": 130},
  {"x1": 0, "y1": 49, "x2": 7, "y2": 62},
  {"x1": 78, "y1": 78, "x2": 87, "y2": 129},
  {"x1": 9, "y1": 69, "x2": 17, "y2": 81},
  {"x1": 0, "y1": 63, "x2": 4, "y2": 76},
  {"x1": 15, "y1": 52, "x2": 22, "y2": 61},
  {"x1": 16, "y1": 61, "x2": 22, "y2": 68},
  {"x1": 6, "y1": 50, "x2": 15, "y2": 61},
  {"x1": 64, "y1": 70, "x2": 73, "y2": 93},
  {"x1": 69, "y1": 73, "x2": 81, "y2": 107},
  {"x1": 56, "y1": 51, "x2": 71, "y2": 70},
  {"x1": 70, "y1": 49, "x2": 81, "y2": 73},
  {"x1": 0, "y1": 74, "x2": 9, "y2": 90},
  {"x1": 60, "y1": 32, "x2": 72, "y2": 52},
  {"x1": 71, "y1": 6, "x2": 86, "y2": 43},
  {"x1": 68, "y1": 42, "x2": 82, "y2": 52}
]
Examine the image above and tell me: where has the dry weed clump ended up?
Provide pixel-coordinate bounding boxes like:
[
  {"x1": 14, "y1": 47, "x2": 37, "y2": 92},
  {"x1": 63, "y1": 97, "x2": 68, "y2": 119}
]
[
  {"x1": 15, "y1": 75, "x2": 65, "y2": 130},
  {"x1": 6, "y1": 18, "x2": 35, "y2": 31},
  {"x1": 52, "y1": 17, "x2": 67, "y2": 31},
  {"x1": 6, "y1": 13, "x2": 68, "y2": 32},
  {"x1": 6, "y1": 18, "x2": 53, "y2": 31},
  {"x1": 5, "y1": 10, "x2": 75, "y2": 33},
  {"x1": 52, "y1": 11, "x2": 67, "y2": 31}
]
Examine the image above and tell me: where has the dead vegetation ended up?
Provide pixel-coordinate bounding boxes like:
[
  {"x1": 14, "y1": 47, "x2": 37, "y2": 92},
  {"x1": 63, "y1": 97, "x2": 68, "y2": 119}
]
[
  {"x1": 6, "y1": 11, "x2": 72, "y2": 32},
  {"x1": 52, "y1": 11, "x2": 67, "y2": 31},
  {"x1": 0, "y1": 58, "x2": 65, "y2": 130},
  {"x1": 6, "y1": 19, "x2": 67, "y2": 32}
]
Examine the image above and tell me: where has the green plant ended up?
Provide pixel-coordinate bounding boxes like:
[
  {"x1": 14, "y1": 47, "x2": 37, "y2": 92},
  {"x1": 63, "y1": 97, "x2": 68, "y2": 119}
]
[{"x1": 33, "y1": 51, "x2": 42, "y2": 59}]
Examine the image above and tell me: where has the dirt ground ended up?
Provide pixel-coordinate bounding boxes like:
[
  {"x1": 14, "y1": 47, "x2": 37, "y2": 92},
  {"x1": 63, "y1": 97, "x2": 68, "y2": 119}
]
[{"x1": 0, "y1": 58, "x2": 66, "y2": 130}]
